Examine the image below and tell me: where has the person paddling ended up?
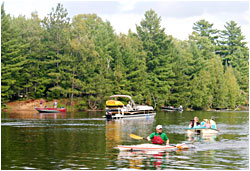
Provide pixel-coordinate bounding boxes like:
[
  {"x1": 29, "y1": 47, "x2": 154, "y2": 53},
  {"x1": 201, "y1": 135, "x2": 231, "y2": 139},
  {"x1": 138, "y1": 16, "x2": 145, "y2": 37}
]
[{"x1": 147, "y1": 125, "x2": 169, "y2": 145}]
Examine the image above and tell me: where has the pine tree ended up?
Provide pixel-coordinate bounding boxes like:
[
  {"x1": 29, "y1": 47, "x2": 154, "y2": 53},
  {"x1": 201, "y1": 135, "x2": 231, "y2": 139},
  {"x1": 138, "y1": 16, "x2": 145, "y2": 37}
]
[
  {"x1": 136, "y1": 9, "x2": 175, "y2": 106},
  {"x1": 224, "y1": 66, "x2": 241, "y2": 108},
  {"x1": 218, "y1": 21, "x2": 249, "y2": 104},
  {"x1": 169, "y1": 40, "x2": 195, "y2": 108},
  {"x1": 193, "y1": 19, "x2": 219, "y2": 45},
  {"x1": 41, "y1": 3, "x2": 70, "y2": 98},
  {"x1": 1, "y1": 4, "x2": 29, "y2": 103},
  {"x1": 207, "y1": 57, "x2": 226, "y2": 109},
  {"x1": 218, "y1": 20, "x2": 248, "y2": 66},
  {"x1": 117, "y1": 32, "x2": 148, "y2": 104}
]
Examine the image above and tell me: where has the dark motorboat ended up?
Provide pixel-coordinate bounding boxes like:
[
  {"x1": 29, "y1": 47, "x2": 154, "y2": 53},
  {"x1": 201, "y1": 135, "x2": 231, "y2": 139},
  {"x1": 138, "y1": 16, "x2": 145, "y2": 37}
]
[{"x1": 161, "y1": 106, "x2": 183, "y2": 112}]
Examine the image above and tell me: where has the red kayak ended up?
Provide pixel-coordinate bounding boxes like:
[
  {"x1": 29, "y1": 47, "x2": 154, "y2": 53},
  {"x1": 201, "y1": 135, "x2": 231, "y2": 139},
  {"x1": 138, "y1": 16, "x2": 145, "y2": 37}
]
[{"x1": 35, "y1": 107, "x2": 67, "y2": 113}]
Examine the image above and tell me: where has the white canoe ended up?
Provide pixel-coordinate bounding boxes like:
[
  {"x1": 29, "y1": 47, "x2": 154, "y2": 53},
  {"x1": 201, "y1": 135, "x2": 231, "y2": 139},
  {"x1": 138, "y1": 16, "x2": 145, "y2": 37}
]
[{"x1": 116, "y1": 143, "x2": 188, "y2": 151}]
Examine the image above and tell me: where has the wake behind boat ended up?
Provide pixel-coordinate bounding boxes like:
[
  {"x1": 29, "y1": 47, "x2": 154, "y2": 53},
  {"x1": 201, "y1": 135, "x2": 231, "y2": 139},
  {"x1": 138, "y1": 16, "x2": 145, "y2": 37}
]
[
  {"x1": 35, "y1": 107, "x2": 66, "y2": 113},
  {"x1": 105, "y1": 95, "x2": 155, "y2": 119}
]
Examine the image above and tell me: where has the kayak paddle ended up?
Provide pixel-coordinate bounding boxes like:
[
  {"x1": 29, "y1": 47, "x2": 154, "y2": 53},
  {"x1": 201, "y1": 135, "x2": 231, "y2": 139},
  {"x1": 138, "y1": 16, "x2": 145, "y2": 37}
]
[
  {"x1": 130, "y1": 133, "x2": 146, "y2": 140},
  {"x1": 129, "y1": 133, "x2": 189, "y2": 149}
]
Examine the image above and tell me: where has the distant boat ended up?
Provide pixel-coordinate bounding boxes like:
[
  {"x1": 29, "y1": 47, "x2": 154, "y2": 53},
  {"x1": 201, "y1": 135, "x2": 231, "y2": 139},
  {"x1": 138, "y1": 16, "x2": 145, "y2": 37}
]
[
  {"x1": 105, "y1": 95, "x2": 155, "y2": 119},
  {"x1": 35, "y1": 107, "x2": 66, "y2": 113},
  {"x1": 161, "y1": 106, "x2": 183, "y2": 112}
]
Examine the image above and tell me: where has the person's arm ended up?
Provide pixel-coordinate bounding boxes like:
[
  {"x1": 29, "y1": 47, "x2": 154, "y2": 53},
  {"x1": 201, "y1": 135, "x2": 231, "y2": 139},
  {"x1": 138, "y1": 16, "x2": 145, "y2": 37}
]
[
  {"x1": 163, "y1": 134, "x2": 169, "y2": 145},
  {"x1": 189, "y1": 121, "x2": 192, "y2": 128},
  {"x1": 147, "y1": 133, "x2": 153, "y2": 142},
  {"x1": 147, "y1": 136, "x2": 151, "y2": 142},
  {"x1": 189, "y1": 120, "x2": 194, "y2": 128},
  {"x1": 166, "y1": 139, "x2": 169, "y2": 145}
]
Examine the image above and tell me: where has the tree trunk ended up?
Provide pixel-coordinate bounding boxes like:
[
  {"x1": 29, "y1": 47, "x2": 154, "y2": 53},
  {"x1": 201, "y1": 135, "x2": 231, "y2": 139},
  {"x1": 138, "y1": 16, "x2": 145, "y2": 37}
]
[{"x1": 70, "y1": 71, "x2": 75, "y2": 108}]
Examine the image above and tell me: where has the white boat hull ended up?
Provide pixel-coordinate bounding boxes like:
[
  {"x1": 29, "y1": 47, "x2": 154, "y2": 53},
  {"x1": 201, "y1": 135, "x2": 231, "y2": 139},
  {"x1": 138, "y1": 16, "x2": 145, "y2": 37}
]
[
  {"x1": 184, "y1": 128, "x2": 219, "y2": 135},
  {"x1": 105, "y1": 112, "x2": 156, "y2": 119},
  {"x1": 116, "y1": 143, "x2": 188, "y2": 151}
]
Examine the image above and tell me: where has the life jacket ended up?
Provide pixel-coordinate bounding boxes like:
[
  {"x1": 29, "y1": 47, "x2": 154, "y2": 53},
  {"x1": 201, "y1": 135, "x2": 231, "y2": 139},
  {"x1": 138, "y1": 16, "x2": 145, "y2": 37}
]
[{"x1": 152, "y1": 133, "x2": 164, "y2": 145}]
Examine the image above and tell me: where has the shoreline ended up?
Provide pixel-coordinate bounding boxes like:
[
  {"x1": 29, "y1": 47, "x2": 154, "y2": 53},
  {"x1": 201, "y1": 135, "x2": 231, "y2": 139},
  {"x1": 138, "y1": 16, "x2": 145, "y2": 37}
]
[{"x1": 2, "y1": 99, "x2": 249, "y2": 113}]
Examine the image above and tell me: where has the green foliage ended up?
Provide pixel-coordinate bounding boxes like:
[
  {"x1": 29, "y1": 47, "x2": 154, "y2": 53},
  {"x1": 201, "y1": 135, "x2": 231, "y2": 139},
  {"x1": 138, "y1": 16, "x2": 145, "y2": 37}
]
[
  {"x1": 1, "y1": 4, "x2": 248, "y2": 110},
  {"x1": 75, "y1": 98, "x2": 88, "y2": 111}
]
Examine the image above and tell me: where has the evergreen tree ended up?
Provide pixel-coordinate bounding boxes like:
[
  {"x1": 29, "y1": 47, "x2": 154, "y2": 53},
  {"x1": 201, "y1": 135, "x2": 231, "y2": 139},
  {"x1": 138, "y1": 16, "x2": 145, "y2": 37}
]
[
  {"x1": 41, "y1": 3, "x2": 70, "y2": 98},
  {"x1": 207, "y1": 57, "x2": 226, "y2": 108},
  {"x1": 1, "y1": 3, "x2": 14, "y2": 104},
  {"x1": 136, "y1": 9, "x2": 175, "y2": 106},
  {"x1": 224, "y1": 66, "x2": 241, "y2": 108},
  {"x1": 169, "y1": 40, "x2": 195, "y2": 108},
  {"x1": 1, "y1": 4, "x2": 29, "y2": 102},
  {"x1": 218, "y1": 21, "x2": 249, "y2": 103},
  {"x1": 218, "y1": 20, "x2": 248, "y2": 66},
  {"x1": 117, "y1": 32, "x2": 148, "y2": 104},
  {"x1": 193, "y1": 19, "x2": 219, "y2": 45}
]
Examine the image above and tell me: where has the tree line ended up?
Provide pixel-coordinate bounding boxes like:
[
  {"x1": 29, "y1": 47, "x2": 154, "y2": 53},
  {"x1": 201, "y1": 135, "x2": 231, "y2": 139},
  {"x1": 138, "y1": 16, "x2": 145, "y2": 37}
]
[{"x1": 1, "y1": 3, "x2": 249, "y2": 110}]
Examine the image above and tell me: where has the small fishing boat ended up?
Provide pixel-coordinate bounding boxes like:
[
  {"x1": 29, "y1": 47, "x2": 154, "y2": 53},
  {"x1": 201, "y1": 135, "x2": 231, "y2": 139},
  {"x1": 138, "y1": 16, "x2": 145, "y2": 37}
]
[
  {"x1": 105, "y1": 95, "x2": 155, "y2": 119},
  {"x1": 184, "y1": 127, "x2": 219, "y2": 135},
  {"x1": 35, "y1": 107, "x2": 66, "y2": 113},
  {"x1": 116, "y1": 143, "x2": 188, "y2": 151}
]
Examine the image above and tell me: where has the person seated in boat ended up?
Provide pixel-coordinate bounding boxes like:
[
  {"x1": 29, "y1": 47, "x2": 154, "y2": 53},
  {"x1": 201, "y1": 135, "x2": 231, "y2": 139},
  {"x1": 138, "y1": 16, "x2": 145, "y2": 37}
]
[
  {"x1": 189, "y1": 117, "x2": 200, "y2": 128},
  {"x1": 205, "y1": 119, "x2": 211, "y2": 128},
  {"x1": 126, "y1": 101, "x2": 133, "y2": 111},
  {"x1": 210, "y1": 116, "x2": 217, "y2": 129},
  {"x1": 147, "y1": 125, "x2": 169, "y2": 145},
  {"x1": 200, "y1": 119, "x2": 207, "y2": 128}
]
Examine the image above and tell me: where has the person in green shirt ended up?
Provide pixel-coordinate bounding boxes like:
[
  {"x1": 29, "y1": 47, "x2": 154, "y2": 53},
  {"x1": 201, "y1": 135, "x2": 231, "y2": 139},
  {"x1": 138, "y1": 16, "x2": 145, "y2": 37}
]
[{"x1": 147, "y1": 125, "x2": 169, "y2": 145}]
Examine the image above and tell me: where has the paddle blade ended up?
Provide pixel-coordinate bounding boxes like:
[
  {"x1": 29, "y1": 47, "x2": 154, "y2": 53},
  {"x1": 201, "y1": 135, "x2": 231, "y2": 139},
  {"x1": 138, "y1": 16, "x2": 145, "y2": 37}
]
[
  {"x1": 176, "y1": 144, "x2": 189, "y2": 149},
  {"x1": 130, "y1": 134, "x2": 144, "y2": 140}
]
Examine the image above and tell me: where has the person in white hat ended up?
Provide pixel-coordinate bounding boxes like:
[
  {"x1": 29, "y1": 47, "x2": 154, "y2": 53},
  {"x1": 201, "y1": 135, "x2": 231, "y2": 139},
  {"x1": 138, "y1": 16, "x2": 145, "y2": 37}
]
[{"x1": 147, "y1": 125, "x2": 169, "y2": 145}]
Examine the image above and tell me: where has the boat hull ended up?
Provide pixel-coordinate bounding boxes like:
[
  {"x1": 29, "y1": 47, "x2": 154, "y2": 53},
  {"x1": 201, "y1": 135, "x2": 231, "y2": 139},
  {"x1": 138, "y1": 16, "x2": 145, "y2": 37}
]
[
  {"x1": 105, "y1": 112, "x2": 156, "y2": 119},
  {"x1": 105, "y1": 94, "x2": 155, "y2": 119},
  {"x1": 116, "y1": 143, "x2": 188, "y2": 151},
  {"x1": 161, "y1": 107, "x2": 183, "y2": 112},
  {"x1": 35, "y1": 108, "x2": 67, "y2": 113},
  {"x1": 184, "y1": 127, "x2": 219, "y2": 135}
]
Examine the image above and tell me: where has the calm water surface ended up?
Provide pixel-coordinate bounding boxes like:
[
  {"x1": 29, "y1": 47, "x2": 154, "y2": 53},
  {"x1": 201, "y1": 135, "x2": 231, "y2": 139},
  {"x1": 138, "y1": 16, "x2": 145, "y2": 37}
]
[{"x1": 1, "y1": 111, "x2": 249, "y2": 170}]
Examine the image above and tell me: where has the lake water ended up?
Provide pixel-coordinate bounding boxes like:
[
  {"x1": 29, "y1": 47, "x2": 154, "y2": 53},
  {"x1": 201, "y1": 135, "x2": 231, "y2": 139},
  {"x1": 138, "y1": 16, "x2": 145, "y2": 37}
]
[{"x1": 1, "y1": 111, "x2": 249, "y2": 170}]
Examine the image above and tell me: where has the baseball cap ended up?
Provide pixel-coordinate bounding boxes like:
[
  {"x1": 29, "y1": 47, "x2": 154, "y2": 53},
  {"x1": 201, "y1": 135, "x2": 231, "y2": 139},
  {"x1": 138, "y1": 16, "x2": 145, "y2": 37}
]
[{"x1": 156, "y1": 125, "x2": 162, "y2": 129}]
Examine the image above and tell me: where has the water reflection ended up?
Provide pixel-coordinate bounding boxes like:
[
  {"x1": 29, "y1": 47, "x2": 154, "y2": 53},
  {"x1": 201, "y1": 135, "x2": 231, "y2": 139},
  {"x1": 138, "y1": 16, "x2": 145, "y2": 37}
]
[
  {"x1": 3, "y1": 112, "x2": 66, "y2": 120},
  {"x1": 36, "y1": 113, "x2": 67, "y2": 119},
  {"x1": 186, "y1": 133, "x2": 218, "y2": 143},
  {"x1": 118, "y1": 150, "x2": 169, "y2": 170},
  {"x1": 106, "y1": 116, "x2": 171, "y2": 170},
  {"x1": 105, "y1": 116, "x2": 155, "y2": 149},
  {"x1": 2, "y1": 111, "x2": 248, "y2": 170}
]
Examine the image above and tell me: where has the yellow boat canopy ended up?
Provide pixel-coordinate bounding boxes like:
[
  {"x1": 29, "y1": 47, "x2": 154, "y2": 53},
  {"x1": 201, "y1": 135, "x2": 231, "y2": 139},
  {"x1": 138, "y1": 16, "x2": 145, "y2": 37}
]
[{"x1": 106, "y1": 95, "x2": 136, "y2": 107}]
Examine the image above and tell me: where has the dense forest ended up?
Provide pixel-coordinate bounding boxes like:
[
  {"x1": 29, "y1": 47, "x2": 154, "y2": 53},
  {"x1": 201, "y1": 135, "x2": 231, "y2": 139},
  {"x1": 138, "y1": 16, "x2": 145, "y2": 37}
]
[{"x1": 1, "y1": 3, "x2": 249, "y2": 110}]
